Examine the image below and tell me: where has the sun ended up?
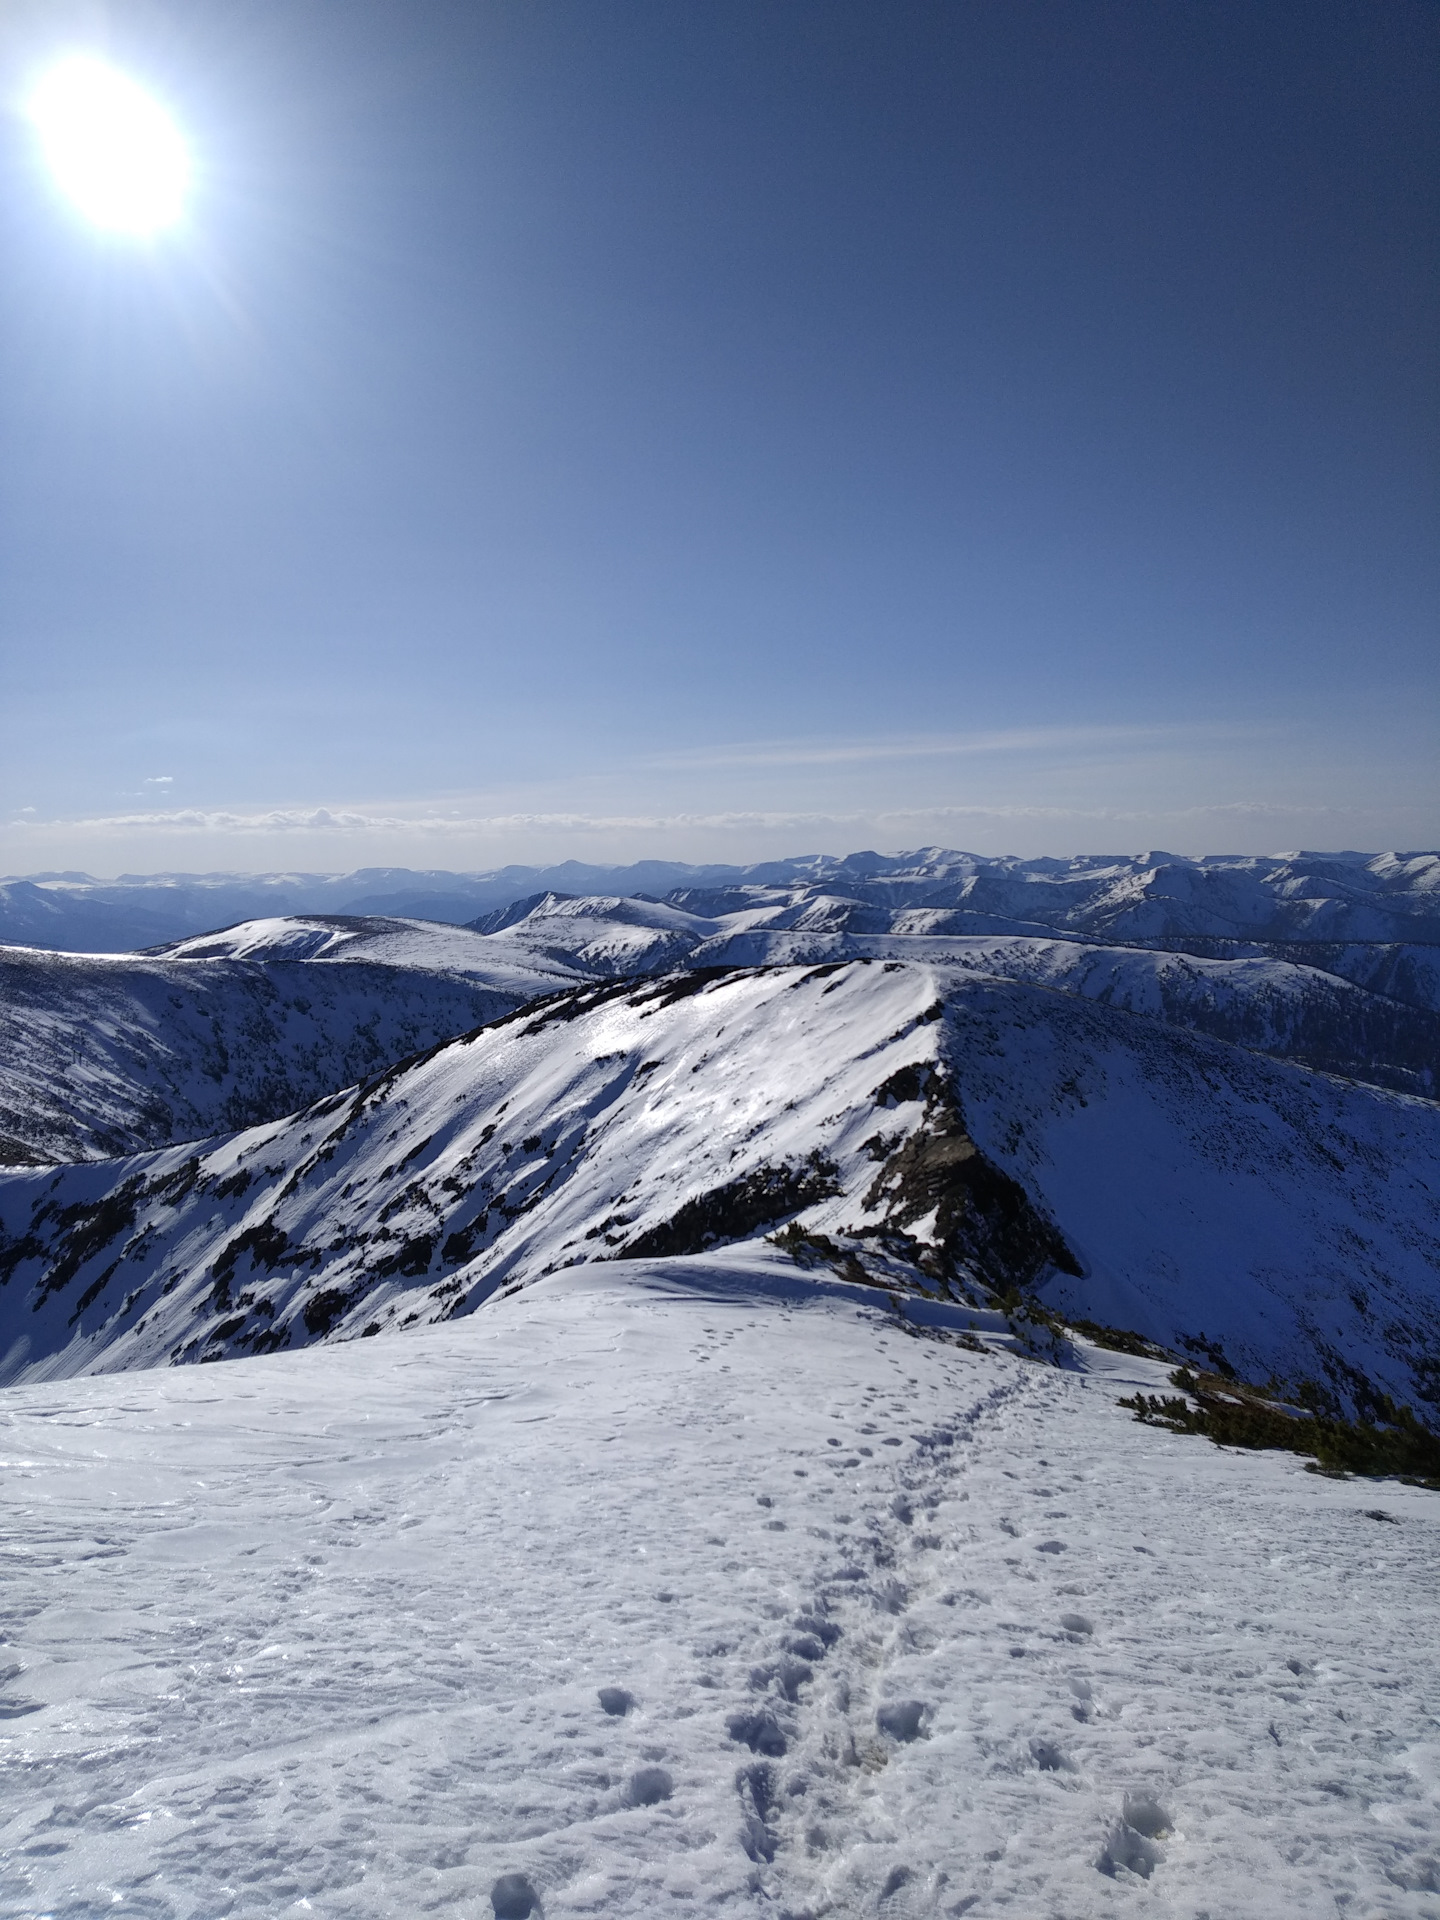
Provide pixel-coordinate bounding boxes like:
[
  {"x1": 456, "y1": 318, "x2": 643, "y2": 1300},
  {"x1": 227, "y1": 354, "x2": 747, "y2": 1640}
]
[{"x1": 27, "y1": 56, "x2": 190, "y2": 236}]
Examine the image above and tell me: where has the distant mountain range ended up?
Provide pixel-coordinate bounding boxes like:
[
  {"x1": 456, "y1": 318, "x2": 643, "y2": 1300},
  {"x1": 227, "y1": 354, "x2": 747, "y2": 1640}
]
[{"x1": 3, "y1": 847, "x2": 1439, "y2": 953}]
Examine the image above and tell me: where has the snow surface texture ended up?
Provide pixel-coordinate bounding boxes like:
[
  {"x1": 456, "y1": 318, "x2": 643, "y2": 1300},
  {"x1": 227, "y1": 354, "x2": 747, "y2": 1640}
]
[
  {"x1": 4, "y1": 848, "x2": 1439, "y2": 952},
  {"x1": 3, "y1": 1256, "x2": 1439, "y2": 1919},
  {"x1": 3, "y1": 961, "x2": 1436, "y2": 1423},
  {"x1": 0, "y1": 923, "x2": 577, "y2": 1164}
]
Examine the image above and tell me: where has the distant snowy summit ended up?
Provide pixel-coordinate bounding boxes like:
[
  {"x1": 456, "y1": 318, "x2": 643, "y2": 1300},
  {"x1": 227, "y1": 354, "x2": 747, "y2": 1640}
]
[{"x1": 2, "y1": 847, "x2": 1438, "y2": 953}]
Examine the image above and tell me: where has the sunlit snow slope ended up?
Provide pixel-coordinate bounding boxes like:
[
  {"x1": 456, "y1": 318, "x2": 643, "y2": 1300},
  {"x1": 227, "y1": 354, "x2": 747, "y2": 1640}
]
[
  {"x1": 3, "y1": 1259, "x2": 1438, "y2": 1919},
  {"x1": 3, "y1": 961, "x2": 1436, "y2": 1420},
  {"x1": 466, "y1": 894, "x2": 1440, "y2": 1096}
]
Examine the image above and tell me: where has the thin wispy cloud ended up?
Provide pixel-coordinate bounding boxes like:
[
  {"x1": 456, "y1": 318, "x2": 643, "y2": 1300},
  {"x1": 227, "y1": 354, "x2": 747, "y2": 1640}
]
[
  {"x1": 3, "y1": 798, "x2": 1393, "y2": 840},
  {"x1": 639, "y1": 723, "x2": 1256, "y2": 774}
]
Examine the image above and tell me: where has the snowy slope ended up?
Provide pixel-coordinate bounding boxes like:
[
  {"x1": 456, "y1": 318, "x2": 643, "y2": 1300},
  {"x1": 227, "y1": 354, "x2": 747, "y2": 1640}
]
[
  {"x1": 2, "y1": 960, "x2": 1436, "y2": 1421},
  {"x1": 8, "y1": 848, "x2": 1440, "y2": 951},
  {"x1": 3, "y1": 1257, "x2": 1438, "y2": 1919},
  {"x1": 0, "y1": 922, "x2": 576, "y2": 1165},
  {"x1": 465, "y1": 893, "x2": 721, "y2": 978},
  {"x1": 678, "y1": 928, "x2": 1440, "y2": 1099},
  {"x1": 456, "y1": 890, "x2": 1440, "y2": 1097},
  {"x1": 146, "y1": 914, "x2": 577, "y2": 987}
]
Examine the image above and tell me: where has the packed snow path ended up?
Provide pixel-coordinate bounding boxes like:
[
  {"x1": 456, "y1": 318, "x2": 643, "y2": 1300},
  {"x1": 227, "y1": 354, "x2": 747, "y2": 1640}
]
[{"x1": 3, "y1": 1255, "x2": 1437, "y2": 1919}]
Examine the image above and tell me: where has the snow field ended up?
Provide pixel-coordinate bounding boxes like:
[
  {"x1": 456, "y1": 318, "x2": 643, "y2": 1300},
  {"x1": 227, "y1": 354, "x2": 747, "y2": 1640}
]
[{"x1": 3, "y1": 1252, "x2": 1438, "y2": 1918}]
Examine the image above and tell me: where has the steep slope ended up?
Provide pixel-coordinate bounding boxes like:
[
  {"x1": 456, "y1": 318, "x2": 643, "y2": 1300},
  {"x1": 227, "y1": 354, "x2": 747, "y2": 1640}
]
[
  {"x1": 2, "y1": 960, "x2": 1436, "y2": 1420},
  {"x1": 0, "y1": 921, "x2": 575, "y2": 1165},
  {"x1": 4, "y1": 1259, "x2": 1438, "y2": 1919}
]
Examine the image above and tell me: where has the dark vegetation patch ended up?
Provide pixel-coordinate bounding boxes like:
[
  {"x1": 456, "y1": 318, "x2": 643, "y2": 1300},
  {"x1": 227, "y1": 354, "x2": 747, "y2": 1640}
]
[
  {"x1": 69, "y1": 1260, "x2": 121, "y2": 1323},
  {"x1": 768, "y1": 1223, "x2": 883, "y2": 1288},
  {"x1": 0, "y1": 1137, "x2": 51, "y2": 1167},
  {"x1": 378, "y1": 1179, "x2": 437, "y2": 1224},
  {"x1": 864, "y1": 1083, "x2": 1080, "y2": 1295},
  {"x1": 631, "y1": 967, "x2": 740, "y2": 1016},
  {"x1": 621, "y1": 1154, "x2": 840, "y2": 1261},
  {"x1": 0, "y1": 1231, "x2": 45, "y2": 1286},
  {"x1": 518, "y1": 977, "x2": 641, "y2": 1037},
  {"x1": 303, "y1": 1287, "x2": 360, "y2": 1337},
  {"x1": 442, "y1": 1212, "x2": 491, "y2": 1264},
  {"x1": 1067, "y1": 1319, "x2": 1176, "y2": 1361},
  {"x1": 33, "y1": 1180, "x2": 145, "y2": 1302},
  {"x1": 1121, "y1": 1368, "x2": 1440, "y2": 1488},
  {"x1": 369, "y1": 1234, "x2": 434, "y2": 1280},
  {"x1": 1177, "y1": 1332, "x2": 1238, "y2": 1379},
  {"x1": 212, "y1": 1220, "x2": 292, "y2": 1288},
  {"x1": 147, "y1": 1158, "x2": 205, "y2": 1207}
]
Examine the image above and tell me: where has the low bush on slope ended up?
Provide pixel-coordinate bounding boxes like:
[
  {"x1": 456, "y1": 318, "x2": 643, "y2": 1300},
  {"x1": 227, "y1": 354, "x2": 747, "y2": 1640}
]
[{"x1": 1121, "y1": 1368, "x2": 1440, "y2": 1488}]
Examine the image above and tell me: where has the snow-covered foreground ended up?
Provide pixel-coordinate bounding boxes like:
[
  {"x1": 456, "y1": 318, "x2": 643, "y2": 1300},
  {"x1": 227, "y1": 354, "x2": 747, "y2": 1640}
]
[{"x1": 3, "y1": 1254, "x2": 1438, "y2": 1920}]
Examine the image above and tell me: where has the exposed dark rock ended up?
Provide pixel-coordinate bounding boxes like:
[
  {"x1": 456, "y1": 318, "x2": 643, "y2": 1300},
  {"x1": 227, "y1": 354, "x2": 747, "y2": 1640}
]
[
  {"x1": 864, "y1": 1081, "x2": 1080, "y2": 1293},
  {"x1": 620, "y1": 1154, "x2": 841, "y2": 1261}
]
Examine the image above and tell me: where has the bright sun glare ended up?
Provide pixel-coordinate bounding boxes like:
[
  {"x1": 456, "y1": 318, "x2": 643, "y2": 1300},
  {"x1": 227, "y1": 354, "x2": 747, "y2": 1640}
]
[{"x1": 27, "y1": 56, "x2": 189, "y2": 235}]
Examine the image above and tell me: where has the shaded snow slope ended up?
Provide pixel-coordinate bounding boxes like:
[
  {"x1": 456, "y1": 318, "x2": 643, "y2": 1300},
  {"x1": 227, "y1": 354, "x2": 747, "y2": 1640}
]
[
  {"x1": 6, "y1": 848, "x2": 1439, "y2": 952},
  {"x1": 3, "y1": 1257, "x2": 1438, "y2": 1919},
  {"x1": 0, "y1": 923, "x2": 575, "y2": 1165},
  {"x1": 2, "y1": 960, "x2": 1436, "y2": 1420}
]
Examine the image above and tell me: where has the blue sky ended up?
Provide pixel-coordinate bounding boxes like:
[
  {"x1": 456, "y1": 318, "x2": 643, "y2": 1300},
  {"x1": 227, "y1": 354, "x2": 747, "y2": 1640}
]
[{"x1": 1, "y1": 0, "x2": 1435, "y2": 874}]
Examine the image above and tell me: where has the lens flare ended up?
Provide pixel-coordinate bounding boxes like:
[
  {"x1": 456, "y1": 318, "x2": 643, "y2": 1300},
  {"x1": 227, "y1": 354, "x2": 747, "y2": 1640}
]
[{"x1": 28, "y1": 56, "x2": 189, "y2": 234}]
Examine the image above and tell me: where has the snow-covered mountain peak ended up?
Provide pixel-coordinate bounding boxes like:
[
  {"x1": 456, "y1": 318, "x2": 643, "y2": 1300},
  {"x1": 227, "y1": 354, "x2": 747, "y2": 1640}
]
[{"x1": 8, "y1": 847, "x2": 1440, "y2": 952}]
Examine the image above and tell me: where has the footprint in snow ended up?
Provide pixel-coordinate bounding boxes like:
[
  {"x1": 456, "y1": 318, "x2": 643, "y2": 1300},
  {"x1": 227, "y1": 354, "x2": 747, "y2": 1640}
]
[
  {"x1": 1096, "y1": 1794, "x2": 1172, "y2": 1882},
  {"x1": 736, "y1": 1761, "x2": 778, "y2": 1864},
  {"x1": 727, "y1": 1706, "x2": 788, "y2": 1756},
  {"x1": 750, "y1": 1655, "x2": 813, "y2": 1702},
  {"x1": 623, "y1": 1765, "x2": 673, "y2": 1807},
  {"x1": 491, "y1": 1873, "x2": 539, "y2": 1918},
  {"x1": 876, "y1": 1699, "x2": 928, "y2": 1743}
]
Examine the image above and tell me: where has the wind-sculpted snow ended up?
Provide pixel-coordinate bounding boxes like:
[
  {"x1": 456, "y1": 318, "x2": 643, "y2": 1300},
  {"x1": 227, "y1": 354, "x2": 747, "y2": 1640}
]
[
  {"x1": 0, "y1": 922, "x2": 576, "y2": 1165},
  {"x1": 1, "y1": 961, "x2": 1436, "y2": 1423},
  {"x1": 3, "y1": 1262, "x2": 1438, "y2": 1918}
]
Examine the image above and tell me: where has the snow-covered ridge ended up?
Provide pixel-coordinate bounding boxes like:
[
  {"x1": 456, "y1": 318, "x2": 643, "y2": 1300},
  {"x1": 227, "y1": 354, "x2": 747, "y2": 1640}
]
[
  {"x1": 0, "y1": 920, "x2": 577, "y2": 1165},
  {"x1": 481, "y1": 899, "x2": 1440, "y2": 1097},
  {"x1": 4, "y1": 889, "x2": 1435, "y2": 1177},
  {"x1": 5, "y1": 846, "x2": 1439, "y2": 951},
  {"x1": 3, "y1": 959, "x2": 1436, "y2": 1421}
]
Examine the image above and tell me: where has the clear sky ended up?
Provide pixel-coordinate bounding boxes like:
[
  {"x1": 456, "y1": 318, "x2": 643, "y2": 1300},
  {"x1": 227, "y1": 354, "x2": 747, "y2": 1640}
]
[{"x1": 1, "y1": 0, "x2": 1435, "y2": 875}]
